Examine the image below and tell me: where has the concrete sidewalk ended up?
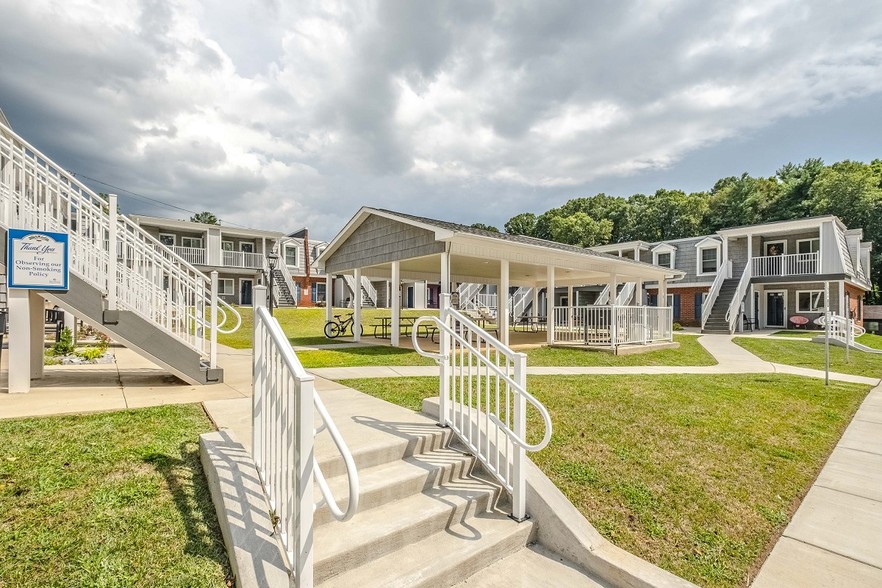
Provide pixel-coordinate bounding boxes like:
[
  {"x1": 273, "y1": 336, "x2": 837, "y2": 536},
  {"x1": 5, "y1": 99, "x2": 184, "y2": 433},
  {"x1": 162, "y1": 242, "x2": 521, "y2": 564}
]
[
  {"x1": 0, "y1": 345, "x2": 251, "y2": 419},
  {"x1": 752, "y1": 382, "x2": 882, "y2": 587}
]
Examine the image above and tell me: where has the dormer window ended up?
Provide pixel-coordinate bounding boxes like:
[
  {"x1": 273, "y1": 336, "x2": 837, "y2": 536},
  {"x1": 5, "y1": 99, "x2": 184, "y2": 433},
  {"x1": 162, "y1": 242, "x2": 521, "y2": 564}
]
[
  {"x1": 695, "y1": 237, "x2": 722, "y2": 276},
  {"x1": 651, "y1": 243, "x2": 676, "y2": 268}
]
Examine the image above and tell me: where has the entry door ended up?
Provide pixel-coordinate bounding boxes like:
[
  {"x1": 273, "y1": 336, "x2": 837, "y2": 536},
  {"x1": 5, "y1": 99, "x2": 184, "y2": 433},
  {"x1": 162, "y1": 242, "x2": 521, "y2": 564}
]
[
  {"x1": 241, "y1": 279, "x2": 253, "y2": 306},
  {"x1": 407, "y1": 286, "x2": 414, "y2": 308},
  {"x1": 766, "y1": 291, "x2": 785, "y2": 327}
]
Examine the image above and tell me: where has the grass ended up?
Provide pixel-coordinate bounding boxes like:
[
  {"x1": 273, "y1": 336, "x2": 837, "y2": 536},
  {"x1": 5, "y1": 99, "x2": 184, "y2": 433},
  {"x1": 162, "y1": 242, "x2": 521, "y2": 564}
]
[
  {"x1": 0, "y1": 405, "x2": 231, "y2": 588},
  {"x1": 341, "y1": 374, "x2": 870, "y2": 588},
  {"x1": 296, "y1": 346, "x2": 436, "y2": 368},
  {"x1": 218, "y1": 306, "x2": 438, "y2": 349},
  {"x1": 525, "y1": 334, "x2": 717, "y2": 367},
  {"x1": 770, "y1": 330, "x2": 818, "y2": 338},
  {"x1": 734, "y1": 337, "x2": 882, "y2": 378},
  {"x1": 857, "y1": 332, "x2": 882, "y2": 350}
]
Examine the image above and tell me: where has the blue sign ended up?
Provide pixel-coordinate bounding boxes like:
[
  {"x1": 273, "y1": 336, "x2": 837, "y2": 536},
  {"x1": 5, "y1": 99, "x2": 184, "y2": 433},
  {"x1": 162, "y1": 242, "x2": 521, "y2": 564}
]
[{"x1": 7, "y1": 229, "x2": 70, "y2": 290}]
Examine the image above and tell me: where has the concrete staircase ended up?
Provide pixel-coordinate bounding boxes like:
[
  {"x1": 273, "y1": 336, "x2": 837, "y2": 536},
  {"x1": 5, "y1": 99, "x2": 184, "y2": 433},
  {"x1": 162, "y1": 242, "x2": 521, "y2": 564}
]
[{"x1": 701, "y1": 278, "x2": 740, "y2": 334}]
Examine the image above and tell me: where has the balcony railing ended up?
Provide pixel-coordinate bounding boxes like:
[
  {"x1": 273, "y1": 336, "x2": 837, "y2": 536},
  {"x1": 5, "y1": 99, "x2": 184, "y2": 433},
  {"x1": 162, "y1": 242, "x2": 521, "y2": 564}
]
[
  {"x1": 170, "y1": 245, "x2": 206, "y2": 265},
  {"x1": 751, "y1": 252, "x2": 819, "y2": 277},
  {"x1": 222, "y1": 250, "x2": 265, "y2": 269}
]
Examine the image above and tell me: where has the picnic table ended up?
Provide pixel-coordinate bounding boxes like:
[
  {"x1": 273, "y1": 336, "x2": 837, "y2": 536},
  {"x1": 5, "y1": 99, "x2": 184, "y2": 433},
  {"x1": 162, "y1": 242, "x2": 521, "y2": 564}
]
[
  {"x1": 513, "y1": 315, "x2": 546, "y2": 332},
  {"x1": 371, "y1": 316, "x2": 436, "y2": 339}
]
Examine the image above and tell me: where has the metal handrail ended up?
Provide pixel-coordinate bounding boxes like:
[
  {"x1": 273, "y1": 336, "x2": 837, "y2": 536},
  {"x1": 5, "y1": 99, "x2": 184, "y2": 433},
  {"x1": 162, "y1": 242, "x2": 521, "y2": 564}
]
[{"x1": 411, "y1": 309, "x2": 552, "y2": 453}]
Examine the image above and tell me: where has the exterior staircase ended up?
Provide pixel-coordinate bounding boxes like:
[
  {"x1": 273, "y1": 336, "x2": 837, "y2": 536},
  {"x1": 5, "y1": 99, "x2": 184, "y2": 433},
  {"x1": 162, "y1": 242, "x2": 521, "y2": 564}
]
[
  {"x1": 701, "y1": 278, "x2": 740, "y2": 334},
  {"x1": 0, "y1": 119, "x2": 239, "y2": 385},
  {"x1": 343, "y1": 274, "x2": 376, "y2": 307},
  {"x1": 271, "y1": 268, "x2": 296, "y2": 307},
  {"x1": 314, "y1": 422, "x2": 546, "y2": 587}
]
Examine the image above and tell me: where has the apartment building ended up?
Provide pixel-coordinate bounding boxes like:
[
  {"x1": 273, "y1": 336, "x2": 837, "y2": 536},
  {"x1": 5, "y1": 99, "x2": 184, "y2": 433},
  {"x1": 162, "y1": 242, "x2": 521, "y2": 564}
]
[{"x1": 591, "y1": 216, "x2": 873, "y2": 332}]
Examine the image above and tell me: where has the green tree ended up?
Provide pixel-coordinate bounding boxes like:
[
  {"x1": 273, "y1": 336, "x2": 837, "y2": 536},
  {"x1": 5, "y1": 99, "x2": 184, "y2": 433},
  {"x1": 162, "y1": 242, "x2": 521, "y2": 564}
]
[
  {"x1": 470, "y1": 222, "x2": 500, "y2": 233},
  {"x1": 631, "y1": 189, "x2": 707, "y2": 241},
  {"x1": 190, "y1": 211, "x2": 219, "y2": 225},
  {"x1": 504, "y1": 213, "x2": 537, "y2": 236},
  {"x1": 547, "y1": 212, "x2": 613, "y2": 247}
]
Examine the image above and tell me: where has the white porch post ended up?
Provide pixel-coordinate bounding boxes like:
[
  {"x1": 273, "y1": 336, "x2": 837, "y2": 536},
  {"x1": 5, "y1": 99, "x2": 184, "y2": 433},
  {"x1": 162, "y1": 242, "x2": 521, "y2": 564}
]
[
  {"x1": 107, "y1": 194, "x2": 118, "y2": 311},
  {"x1": 658, "y1": 277, "x2": 668, "y2": 338},
  {"x1": 499, "y1": 260, "x2": 510, "y2": 345},
  {"x1": 441, "y1": 252, "x2": 450, "y2": 295},
  {"x1": 532, "y1": 287, "x2": 539, "y2": 319},
  {"x1": 29, "y1": 292, "x2": 44, "y2": 381},
  {"x1": 635, "y1": 279, "x2": 643, "y2": 305},
  {"x1": 546, "y1": 266, "x2": 555, "y2": 345},
  {"x1": 391, "y1": 261, "x2": 401, "y2": 347},
  {"x1": 353, "y1": 268, "x2": 362, "y2": 342},
  {"x1": 566, "y1": 284, "x2": 574, "y2": 333},
  {"x1": 722, "y1": 237, "x2": 729, "y2": 270},
  {"x1": 608, "y1": 275, "x2": 618, "y2": 350},
  {"x1": 838, "y1": 281, "x2": 846, "y2": 317},
  {"x1": 325, "y1": 274, "x2": 333, "y2": 323},
  {"x1": 7, "y1": 290, "x2": 36, "y2": 393},
  {"x1": 210, "y1": 271, "x2": 219, "y2": 369}
]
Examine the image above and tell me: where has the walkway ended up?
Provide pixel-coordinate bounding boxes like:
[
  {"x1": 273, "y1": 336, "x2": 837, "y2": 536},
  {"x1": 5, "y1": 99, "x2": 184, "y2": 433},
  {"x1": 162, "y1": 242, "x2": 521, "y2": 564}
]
[{"x1": 308, "y1": 335, "x2": 881, "y2": 387}]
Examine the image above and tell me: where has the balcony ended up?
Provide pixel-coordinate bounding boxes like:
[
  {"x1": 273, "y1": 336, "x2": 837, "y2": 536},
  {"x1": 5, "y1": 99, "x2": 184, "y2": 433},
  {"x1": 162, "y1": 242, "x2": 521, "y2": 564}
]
[
  {"x1": 751, "y1": 252, "x2": 819, "y2": 278},
  {"x1": 170, "y1": 245, "x2": 206, "y2": 265},
  {"x1": 222, "y1": 250, "x2": 265, "y2": 269}
]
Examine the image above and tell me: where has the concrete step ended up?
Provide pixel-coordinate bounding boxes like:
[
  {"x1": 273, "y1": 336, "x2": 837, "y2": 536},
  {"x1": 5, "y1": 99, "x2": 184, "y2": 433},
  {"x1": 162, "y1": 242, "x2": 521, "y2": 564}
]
[
  {"x1": 319, "y1": 511, "x2": 535, "y2": 588},
  {"x1": 452, "y1": 544, "x2": 610, "y2": 587},
  {"x1": 316, "y1": 446, "x2": 476, "y2": 526},
  {"x1": 315, "y1": 472, "x2": 504, "y2": 583}
]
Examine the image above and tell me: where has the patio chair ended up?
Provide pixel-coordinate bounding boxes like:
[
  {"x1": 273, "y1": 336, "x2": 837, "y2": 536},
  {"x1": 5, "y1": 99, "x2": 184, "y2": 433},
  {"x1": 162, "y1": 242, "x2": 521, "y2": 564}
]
[{"x1": 742, "y1": 313, "x2": 756, "y2": 331}]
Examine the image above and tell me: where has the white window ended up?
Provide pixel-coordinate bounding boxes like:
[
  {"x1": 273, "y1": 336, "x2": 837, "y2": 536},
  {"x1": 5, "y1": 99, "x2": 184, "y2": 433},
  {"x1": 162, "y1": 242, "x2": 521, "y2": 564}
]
[
  {"x1": 181, "y1": 236, "x2": 203, "y2": 249},
  {"x1": 652, "y1": 244, "x2": 676, "y2": 268},
  {"x1": 159, "y1": 233, "x2": 175, "y2": 247},
  {"x1": 797, "y1": 290, "x2": 825, "y2": 312},
  {"x1": 699, "y1": 247, "x2": 719, "y2": 274},
  {"x1": 797, "y1": 238, "x2": 820, "y2": 254},
  {"x1": 239, "y1": 242, "x2": 255, "y2": 253},
  {"x1": 221, "y1": 240, "x2": 234, "y2": 251},
  {"x1": 285, "y1": 245, "x2": 299, "y2": 267},
  {"x1": 218, "y1": 278, "x2": 234, "y2": 296}
]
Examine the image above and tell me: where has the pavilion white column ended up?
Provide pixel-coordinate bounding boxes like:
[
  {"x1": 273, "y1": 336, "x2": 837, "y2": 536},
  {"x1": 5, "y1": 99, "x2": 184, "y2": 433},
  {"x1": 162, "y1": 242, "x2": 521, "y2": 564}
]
[
  {"x1": 441, "y1": 252, "x2": 450, "y2": 295},
  {"x1": 658, "y1": 277, "x2": 667, "y2": 305},
  {"x1": 499, "y1": 260, "x2": 510, "y2": 345},
  {"x1": 722, "y1": 237, "x2": 729, "y2": 272},
  {"x1": 609, "y1": 275, "x2": 618, "y2": 306},
  {"x1": 635, "y1": 279, "x2": 643, "y2": 305},
  {"x1": 353, "y1": 268, "x2": 362, "y2": 342},
  {"x1": 532, "y1": 287, "x2": 539, "y2": 318},
  {"x1": 838, "y1": 281, "x2": 846, "y2": 316},
  {"x1": 566, "y1": 284, "x2": 574, "y2": 333},
  {"x1": 391, "y1": 261, "x2": 401, "y2": 347},
  {"x1": 325, "y1": 274, "x2": 333, "y2": 323},
  {"x1": 546, "y1": 266, "x2": 555, "y2": 345}
]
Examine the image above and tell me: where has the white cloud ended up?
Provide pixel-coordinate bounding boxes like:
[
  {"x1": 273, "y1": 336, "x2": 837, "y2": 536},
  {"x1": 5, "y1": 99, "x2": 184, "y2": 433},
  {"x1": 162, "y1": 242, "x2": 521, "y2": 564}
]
[{"x1": 1, "y1": 0, "x2": 881, "y2": 237}]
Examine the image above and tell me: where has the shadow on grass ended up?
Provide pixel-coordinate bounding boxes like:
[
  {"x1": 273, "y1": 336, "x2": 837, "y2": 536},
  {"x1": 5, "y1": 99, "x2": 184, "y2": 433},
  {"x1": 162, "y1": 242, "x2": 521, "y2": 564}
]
[{"x1": 144, "y1": 444, "x2": 233, "y2": 583}]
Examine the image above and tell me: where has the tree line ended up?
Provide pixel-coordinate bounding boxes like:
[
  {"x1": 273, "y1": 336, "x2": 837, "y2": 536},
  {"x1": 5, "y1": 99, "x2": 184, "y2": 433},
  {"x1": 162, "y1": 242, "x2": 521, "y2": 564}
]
[{"x1": 495, "y1": 158, "x2": 882, "y2": 303}]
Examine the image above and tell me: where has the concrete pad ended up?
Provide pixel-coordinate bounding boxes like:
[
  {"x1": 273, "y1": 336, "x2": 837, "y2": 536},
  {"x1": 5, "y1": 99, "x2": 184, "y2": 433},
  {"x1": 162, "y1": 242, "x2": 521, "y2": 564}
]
[
  {"x1": 124, "y1": 384, "x2": 246, "y2": 409},
  {"x1": 837, "y1": 419, "x2": 882, "y2": 455},
  {"x1": 855, "y1": 404, "x2": 882, "y2": 424},
  {"x1": 0, "y1": 385, "x2": 128, "y2": 419},
  {"x1": 199, "y1": 430, "x2": 291, "y2": 588},
  {"x1": 454, "y1": 544, "x2": 609, "y2": 587},
  {"x1": 752, "y1": 537, "x2": 882, "y2": 588},
  {"x1": 785, "y1": 485, "x2": 882, "y2": 569},
  {"x1": 387, "y1": 366, "x2": 439, "y2": 377},
  {"x1": 815, "y1": 447, "x2": 882, "y2": 503},
  {"x1": 771, "y1": 364, "x2": 880, "y2": 386}
]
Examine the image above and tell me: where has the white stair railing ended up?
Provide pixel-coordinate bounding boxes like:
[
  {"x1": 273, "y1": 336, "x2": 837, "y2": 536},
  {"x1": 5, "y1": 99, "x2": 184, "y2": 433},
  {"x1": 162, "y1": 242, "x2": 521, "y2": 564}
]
[
  {"x1": 701, "y1": 261, "x2": 730, "y2": 329},
  {"x1": 594, "y1": 285, "x2": 611, "y2": 305},
  {"x1": 252, "y1": 299, "x2": 359, "y2": 587},
  {"x1": 360, "y1": 275, "x2": 377, "y2": 305},
  {"x1": 412, "y1": 294, "x2": 552, "y2": 521},
  {"x1": 725, "y1": 262, "x2": 752, "y2": 334},
  {"x1": 815, "y1": 314, "x2": 866, "y2": 346},
  {"x1": 614, "y1": 282, "x2": 635, "y2": 306},
  {"x1": 0, "y1": 120, "x2": 240, "y2": 367},
  {"x1": 509, "y1": 286, "x2": 533, "y2": 321},
  {"x1": 456, "y1": 283, "x2": 483, "y2": 310}
]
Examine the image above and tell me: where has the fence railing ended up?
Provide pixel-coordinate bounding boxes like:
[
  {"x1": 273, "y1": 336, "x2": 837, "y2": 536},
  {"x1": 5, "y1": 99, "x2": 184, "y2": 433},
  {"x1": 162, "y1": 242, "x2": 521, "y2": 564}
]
[
  {"x1": 170, "y1": 245, "x2": 206, "y2": 265},
  {"x1": 252, "y1": 298, "x2": 358, "y2": 587},
  {"x1": 815, "y1": 313, "x2": 865, "y2": 345},
  {"x1": 0, "y1": 120, "x2": 240, "y2": 364},
  {"x1": 551, "y1": 305, "x2": 673, "y2": 346},
  {"x1": 222, "y1": 249, "x2": 265, "y2": 269},
  {"x1": 751, "y1": 252, "x2": 819, "y2": 277},
  {"x1": 411, "y1": 295, "x2": 551, "y2": 521}
]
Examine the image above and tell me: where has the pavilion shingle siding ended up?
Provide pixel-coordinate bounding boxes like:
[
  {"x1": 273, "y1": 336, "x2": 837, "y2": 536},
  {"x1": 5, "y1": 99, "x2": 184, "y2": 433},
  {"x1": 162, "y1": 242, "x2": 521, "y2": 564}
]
[{"x1": 324, "y1": 215, "x2": 444, "y2": 273}]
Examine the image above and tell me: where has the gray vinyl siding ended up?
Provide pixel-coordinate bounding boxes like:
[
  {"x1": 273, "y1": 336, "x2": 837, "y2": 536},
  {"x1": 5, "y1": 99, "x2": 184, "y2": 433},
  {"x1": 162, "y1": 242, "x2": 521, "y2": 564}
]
[
  {"x1": 325, "y1": 216, "x2": 444, "y2": 273},
  {"x1": 639, "y1": 237, "x2": 714, "y2": 285},
  {"x1": 758, "y1": 230, "x2": 819, "y2": 257}
]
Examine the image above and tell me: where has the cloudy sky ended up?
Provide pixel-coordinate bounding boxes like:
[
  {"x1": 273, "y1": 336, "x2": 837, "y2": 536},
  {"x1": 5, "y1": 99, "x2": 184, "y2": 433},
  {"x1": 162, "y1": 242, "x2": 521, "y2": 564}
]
[{"x1": 1, "y1": 0, "x2": 881, "y2": 240}]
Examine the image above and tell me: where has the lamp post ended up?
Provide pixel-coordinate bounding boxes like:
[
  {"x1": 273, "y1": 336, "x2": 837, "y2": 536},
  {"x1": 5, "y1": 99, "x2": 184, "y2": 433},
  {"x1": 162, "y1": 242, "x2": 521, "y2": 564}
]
[{"x1": 267, "y1": 252, "x2": 279, "y2": 317}]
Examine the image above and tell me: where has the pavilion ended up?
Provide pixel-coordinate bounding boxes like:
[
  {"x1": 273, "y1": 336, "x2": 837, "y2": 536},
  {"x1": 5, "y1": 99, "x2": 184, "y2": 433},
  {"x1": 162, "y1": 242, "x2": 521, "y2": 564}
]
[{"x1": 316, "y1": 208, "x2": 684, "y2": 348}]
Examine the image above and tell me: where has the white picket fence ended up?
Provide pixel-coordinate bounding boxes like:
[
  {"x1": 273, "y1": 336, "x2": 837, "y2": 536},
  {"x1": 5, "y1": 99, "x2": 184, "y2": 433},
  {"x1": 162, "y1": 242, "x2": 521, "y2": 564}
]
[{"x1": 551, "y1": 305, "x2": 673, "y2": 346}]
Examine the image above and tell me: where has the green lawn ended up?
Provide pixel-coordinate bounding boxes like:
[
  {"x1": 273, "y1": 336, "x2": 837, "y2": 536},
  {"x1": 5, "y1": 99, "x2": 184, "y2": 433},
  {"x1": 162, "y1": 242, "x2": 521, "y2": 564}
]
[
  {"x1": 734, "y1": 337, "x2": 882, "y2": 378},
  {"x1": 218, "y1": 306, "x2": 439, "y2": 348},
  {"x1": 0, "y1": 405, "x2": 230, "y2": 588},
  {"x1": 341, "y1": 374, "x2": 870, "y2": 588},
  {"x1": 857, "y1": 332, "x2": 882, "y2": 350},
  {"x1": 297, "y1": 346, "x2": 436, "y2": 368},
  {"x1": 770, "y1": 330, "x2": 818, "y2": 338},
  {"x1": 525, "y1": 334, "x2": 716, "y2": 367}
]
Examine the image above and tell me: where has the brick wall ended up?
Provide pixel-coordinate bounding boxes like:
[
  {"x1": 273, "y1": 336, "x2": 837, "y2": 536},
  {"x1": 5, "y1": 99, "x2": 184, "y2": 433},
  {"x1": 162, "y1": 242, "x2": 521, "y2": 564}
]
[
  {"x1": 844, "y1": 283, "x2": 866, "y2": 326},
  {"x1": 645, "y1": 286, "x2": 710, "y2": 327}
]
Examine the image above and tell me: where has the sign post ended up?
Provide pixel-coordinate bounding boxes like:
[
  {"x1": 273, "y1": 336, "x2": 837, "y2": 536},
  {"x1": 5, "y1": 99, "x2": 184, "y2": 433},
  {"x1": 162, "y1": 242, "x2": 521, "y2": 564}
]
[
  {"x1": 824, "y1": 281, "x2": 830, "y2": 386},
  {"x1": 6, "y1": 229, "x2": 70, "y2": 393}
]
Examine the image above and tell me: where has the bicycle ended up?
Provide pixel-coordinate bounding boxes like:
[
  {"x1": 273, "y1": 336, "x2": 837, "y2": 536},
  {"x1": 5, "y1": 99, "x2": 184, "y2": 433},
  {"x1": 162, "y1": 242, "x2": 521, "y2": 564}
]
[{"x1": 324, "y1": 312, "x2": 364, "y2": 338}]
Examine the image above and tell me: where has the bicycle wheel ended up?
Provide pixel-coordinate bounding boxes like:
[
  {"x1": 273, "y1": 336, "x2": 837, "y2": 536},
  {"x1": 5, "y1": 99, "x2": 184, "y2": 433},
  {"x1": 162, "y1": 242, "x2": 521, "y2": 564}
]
[{"x1": 324, "y1": 321, "x2": 340, "y2": 338}]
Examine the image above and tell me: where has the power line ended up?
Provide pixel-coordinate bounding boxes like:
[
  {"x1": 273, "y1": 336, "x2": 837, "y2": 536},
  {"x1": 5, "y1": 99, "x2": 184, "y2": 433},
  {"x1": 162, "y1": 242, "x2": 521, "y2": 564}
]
[{"x1": 69, "y1": 171, "x2": 251, "y2": 229}]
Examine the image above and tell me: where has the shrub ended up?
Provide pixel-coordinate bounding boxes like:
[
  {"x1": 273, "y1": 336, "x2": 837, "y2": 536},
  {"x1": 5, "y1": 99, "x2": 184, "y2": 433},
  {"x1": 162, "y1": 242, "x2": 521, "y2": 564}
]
[
  {"x1": 672, "y1": 322, "x2": 684, "y2": 331},
  {"x1": 75, "y1": 346, "x2": 106, "y2": 361},
  {"x1": 52, "y1": 328, "x2": 76, "y2": 356}
]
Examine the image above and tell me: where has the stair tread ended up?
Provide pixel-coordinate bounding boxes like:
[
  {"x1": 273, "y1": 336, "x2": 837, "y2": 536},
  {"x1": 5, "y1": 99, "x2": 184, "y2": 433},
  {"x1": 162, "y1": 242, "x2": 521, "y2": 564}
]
[
  {"x1": 453, "y1": 544, "x2": 609, "y2": 588},
  {"x1": 315, "y1": 473, "x2": 503, "y2": 580},
  {"x1": 319, "y1": 511, "x2": 534, "y2": 588}
]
